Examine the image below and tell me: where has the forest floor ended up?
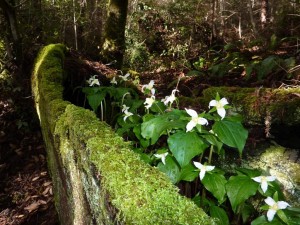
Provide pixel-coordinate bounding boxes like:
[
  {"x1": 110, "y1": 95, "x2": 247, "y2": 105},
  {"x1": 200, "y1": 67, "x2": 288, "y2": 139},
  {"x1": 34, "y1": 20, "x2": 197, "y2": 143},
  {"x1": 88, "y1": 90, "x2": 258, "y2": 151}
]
[{"x1": 0, "y1": 73, "x2": 59, "y2": 224}]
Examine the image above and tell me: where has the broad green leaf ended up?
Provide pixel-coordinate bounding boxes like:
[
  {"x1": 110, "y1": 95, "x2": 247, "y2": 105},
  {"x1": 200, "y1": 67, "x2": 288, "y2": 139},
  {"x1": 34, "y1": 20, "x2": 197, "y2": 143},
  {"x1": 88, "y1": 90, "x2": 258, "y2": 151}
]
[
  {"x1": 202, "y1": 134, "x2": 223, "y2": 152},
  {"x1": 209, "y1": 205, "x2": 229, "y2": 225},
  {"x1": 179, "y1": 163, "x2": 199, "y2": 182},
  {"x1": 251, "y1": 215, "x2": 284, "y2": 225},
  {"x1": 86, "y1": 92, "x2": 106, "y2": 111},
  {"x1": 241, "y1": 203, "x2": 256, "y2": 224},
  {"x1": 213, "y1": 120, "x2": 248, "y2": 154},
  {"x1": 157, "y1": 156, "x2": 181, "y2": 184},
  {"x1": 141, "y1": 112, "x2": 186, "y2": 145},
  {"x1": 202, "y1": 173, "x2": 227, "y2": 204},
  {"x1": 277, "y1": 210, "x2": 289, "y2": 225},
  {"x1": 235, "y1": 168, "x2": 261, "y2": 178},
  {"x1": 285, "y1": 208, "x2": 300, "y2": 225},
  {"x1": 133, "y1": 125, "x2": 150, "y2": 148},
  {"x1": 168, "y1": 131, "x2": 208, "y2": 167},
  {"x1": 226, "y1": 175, "x2": 259, "y2": 213}
]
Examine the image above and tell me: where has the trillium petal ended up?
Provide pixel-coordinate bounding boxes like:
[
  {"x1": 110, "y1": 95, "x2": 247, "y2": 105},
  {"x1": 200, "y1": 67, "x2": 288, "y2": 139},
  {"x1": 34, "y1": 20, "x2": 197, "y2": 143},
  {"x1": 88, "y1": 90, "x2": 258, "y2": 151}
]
[
  {"x1": 252, "y1": 176, "x2": 262, "y2": 183},
  {"x1": 198, "y1": 117, "x2": 208, "y2": 125},
  {"x1": 193, "y1": 161, "x2": 203, "y2": 170},
  {"x1": 265, "y1": 197, "x2": 276, "y2": 206},
  {"x1": 205, "y1": 165, "x2": 215, "y2": 171},
  {"x1": 220, "y1": 98, "x2": 229, "y2": 106},
  {"x1": 266, "y1": 176, "x2": 276, "y2": 182},
  {"x1": 199, "y1": 170, "x2": 206, "y2": 180},
  {"x1": 267, "y1": 209, "x2": 277, "y2": 222},
  {"x1": 186, "y1": 120, "x2": 196, "y2": 132},
  {"x1": 185, "y1": 108, "x2": 198, "y2": 118},
  {"x1": 217, "y1": 108, "x2": 226, "y2": 119},
  {"x1": 277, "y1": 201, "x2": 290, "y2": 209},
  {"x1": 261, "y1": 180, "x2": 268, "y2": 193},
  {"x1": 209, "y1": 100, "x2": 217, "y2": 108}
]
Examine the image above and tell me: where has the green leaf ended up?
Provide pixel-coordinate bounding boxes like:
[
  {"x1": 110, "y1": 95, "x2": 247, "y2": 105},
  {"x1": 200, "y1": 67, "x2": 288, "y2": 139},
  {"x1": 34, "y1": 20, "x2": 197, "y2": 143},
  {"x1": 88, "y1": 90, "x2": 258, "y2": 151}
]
[
  {"x1": 226, "y1": 175, "x2": 259, "y2": 213},
  {"x1": 202, "y1": 134, "x2": 223, "y2": 152},
  {"x1": 235, "y1": 168, "x2": 261, "y2": 177},
  {"x1": 202, "y1": 173, "x2": 227, "y2": 204},
  {"x1": 209, "y1": 205, "x2": 230, "y2": 225},
  {"x1": 133, "y1": 125, "x2": 150, "y2": 148},
  {"x1": 179, "y1": 163, "x2": 199, "y2": 182},
  {"x1": 241, "y1": 203, "x2": 256, "y2": 223},
  {"x1": 86, "y1": 92, "x2": 106, "y2": 111},
  {"x1": 157, "y1": 156, "x2": 181, "y2": 184},
  {"x1": 168, "y1": 131, "x2": 208, "y2": 167},
  {"x1": 141, "y1": 112, "x2": 186, "y2": 145},
  {"x1": 251, "y1": 215, "x2": 284, "y2": 225},
  {"x1": 213, "y1": 120, "x2": 248, "y2": 154}
]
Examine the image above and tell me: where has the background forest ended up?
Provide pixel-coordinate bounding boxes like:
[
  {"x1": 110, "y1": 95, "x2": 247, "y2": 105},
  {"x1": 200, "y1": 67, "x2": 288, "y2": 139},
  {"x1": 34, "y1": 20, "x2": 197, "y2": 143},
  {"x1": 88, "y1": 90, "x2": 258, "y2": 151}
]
[
  {"x1": 1, "y1": 0, "x2": 300, "y2": 79},
  {"x1": 0, "y1": 0, "x2": 300, "y2": 224}
]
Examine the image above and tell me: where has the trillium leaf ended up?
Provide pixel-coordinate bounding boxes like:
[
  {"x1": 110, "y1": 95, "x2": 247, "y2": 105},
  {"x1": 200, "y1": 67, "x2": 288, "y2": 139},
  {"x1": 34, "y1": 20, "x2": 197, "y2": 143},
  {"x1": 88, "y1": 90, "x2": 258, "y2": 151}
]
[
  {"x1": 209, "y1": 205, "x2": 230, "y2": 225},
  {"x1": 226, "y1": 175, "x2": 259, "y2": 213},
  {"x1": 86, "y1": 92, "x2": 106, "y2": 111},
  {"x1": 141, "y1": 112, "x2": 186, "y2": 145},
  {"x1": 213, "y1": 120, "x2": 248, "y2": 154},
  {"x1": 202, "y1": 173, "x2": 227, "y2": 204},
  {"x1": 168, "y1": 131, "x2": 208, "y2": 167},
  {"x1": 157, "y1": 156, "x2": 181, "y2": 184},
  {"x1": 179, "y1": 163, "x2": 199, "y2": 182},
  {"x1": 251, "y1": 215, "x2": 283, "y2": 225}
]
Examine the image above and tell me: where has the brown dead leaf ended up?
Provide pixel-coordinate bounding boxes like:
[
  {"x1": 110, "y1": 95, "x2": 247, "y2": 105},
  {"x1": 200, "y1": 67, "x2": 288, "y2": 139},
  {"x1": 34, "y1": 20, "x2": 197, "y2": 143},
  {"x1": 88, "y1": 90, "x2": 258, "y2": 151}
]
[
  {"x1": 32, "y1": 176, "x2": 40, "y2": 181},
  {"x1": 24, "y1": 202, "x2": 40, "y2": 213},
  {"x1": 42, "y1": 187, "x2": 51, "y2": 196},
  {"x1": 40, "y1": 171, "x2": 47, "y2": 176},
  {"x1": 43, "y1": 182, "x2": 52, "y2": 187}
]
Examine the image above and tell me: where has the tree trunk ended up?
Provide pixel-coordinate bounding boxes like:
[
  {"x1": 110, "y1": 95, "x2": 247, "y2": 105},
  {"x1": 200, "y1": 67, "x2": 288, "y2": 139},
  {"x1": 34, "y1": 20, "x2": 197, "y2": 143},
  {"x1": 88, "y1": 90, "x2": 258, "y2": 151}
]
[
  {"x1": 248, "y1": 0, "x2": 258, "y2": 37},
  {"x1": 0, "y1": 0, "x2": 22, "y2": 63},
  {"x1": 260, "y1": 0, "x2": 268, "y2": 29},
  {"x1": 101, "y1": 0, "x2": 128, "y2": 69}
]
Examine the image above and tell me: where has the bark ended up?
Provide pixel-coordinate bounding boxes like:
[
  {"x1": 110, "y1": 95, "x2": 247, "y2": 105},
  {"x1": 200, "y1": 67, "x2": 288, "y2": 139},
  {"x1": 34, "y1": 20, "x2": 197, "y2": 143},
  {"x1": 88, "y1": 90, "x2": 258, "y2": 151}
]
[
  {"x1": 101, "y1": 0, "x2": 128, "y2": 69},
  {"x1": 260, "y1": 0, "x2": 268, "y2": 29},
  {"x1": 248, "y1": 0, "x2": 258, "y2": 37}
]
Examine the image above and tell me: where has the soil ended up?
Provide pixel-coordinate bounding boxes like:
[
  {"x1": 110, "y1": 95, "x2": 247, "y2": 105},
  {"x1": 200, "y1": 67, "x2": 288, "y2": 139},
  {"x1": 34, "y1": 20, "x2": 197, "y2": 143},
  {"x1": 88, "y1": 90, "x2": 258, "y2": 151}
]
[{"x1": 0, "y1": 72, "x2": 59, "y2": 224}]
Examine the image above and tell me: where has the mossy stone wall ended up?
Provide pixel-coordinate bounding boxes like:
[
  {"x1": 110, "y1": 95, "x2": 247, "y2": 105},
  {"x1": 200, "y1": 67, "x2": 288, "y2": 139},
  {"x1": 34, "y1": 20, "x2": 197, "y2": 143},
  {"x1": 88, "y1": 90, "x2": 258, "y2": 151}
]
[{"x1": 31, "y1": 44, "x2": 216, "y2": 225}]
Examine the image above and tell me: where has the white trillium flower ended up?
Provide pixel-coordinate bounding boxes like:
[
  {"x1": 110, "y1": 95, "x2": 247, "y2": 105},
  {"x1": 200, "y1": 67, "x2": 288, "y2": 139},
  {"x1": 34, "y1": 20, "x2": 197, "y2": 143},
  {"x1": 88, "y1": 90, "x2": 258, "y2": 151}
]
[
  {"x1": 264, "y1": 197, "x2": 290, "y2": 222},
  {"x1": 154, "y1": 152, "x2": 168, "y2": 165},
  {"x1": 123, "y1": 110, "x2": 133, "y2": 121},
  {"x1": 119, "y1": 73, "x2": 130, "y2": 81},
  {"x1": 185, "y1": 108, "x2": 208, "y2": 132},
  {"x1": 209, "y1": 97, "x2": 229, "y2": 119},
  {"x1": 162, "y1": 89, "x2": 178, "y2": 106},
  {"x1": 121, "y1": 104, "x2": 130, "y2": 113},
  {"x1": 144, "y1": 95, "x2": 156, "y2": 109},
  {"x1": 110, "y1": 76, "x2": 117, "y2": 85},
  {"x1": 142, "y1": 80, "x2": 155, "y2": 95},
  {"x1": 193, "y1": 162, "x2": 215, "y2": 180},
  {"x1": 252, "y1": 175, "x2": 276, "y2": 193},
  {"x1": 87, "y1": 75, "x2": 100, "y2": 86}
]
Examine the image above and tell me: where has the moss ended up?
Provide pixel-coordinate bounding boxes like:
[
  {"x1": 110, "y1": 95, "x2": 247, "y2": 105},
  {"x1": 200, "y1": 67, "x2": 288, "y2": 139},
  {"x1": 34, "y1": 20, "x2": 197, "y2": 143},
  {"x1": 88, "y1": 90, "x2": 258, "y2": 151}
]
[
  {"x1": 200, "y1": 86, "x2": 300, "y2": 125},
  {"x1": 245, "y1": 145, "x2": 300, "y2": 207}
]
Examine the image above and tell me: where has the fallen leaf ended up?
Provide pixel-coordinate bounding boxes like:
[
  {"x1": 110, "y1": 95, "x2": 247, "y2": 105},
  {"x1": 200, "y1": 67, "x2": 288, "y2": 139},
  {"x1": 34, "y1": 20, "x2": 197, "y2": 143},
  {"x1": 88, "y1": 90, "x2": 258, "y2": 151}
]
[
  {"x1": 43, "y1": 182, "x2": 52, "y2": 187},
  {"x1": 24, "y1": 202, "x2": 40, "y2": 213},
  {"x1": 32, "y1": 176, "x2": 40, "y2": 181}
]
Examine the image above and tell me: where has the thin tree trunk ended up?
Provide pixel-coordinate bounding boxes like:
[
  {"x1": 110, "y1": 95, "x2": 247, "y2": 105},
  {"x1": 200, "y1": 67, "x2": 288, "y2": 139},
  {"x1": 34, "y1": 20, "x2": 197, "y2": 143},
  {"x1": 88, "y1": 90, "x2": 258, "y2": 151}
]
[
  {"x1": 248, "y1": 0, "x2": 258, "y2": 37},
  {"x1": 101, "y1": 0, "x2": 128, "y2": 69},
  {"x1": 261, "y1": 0, "x2": 268, "y2": 29}
]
